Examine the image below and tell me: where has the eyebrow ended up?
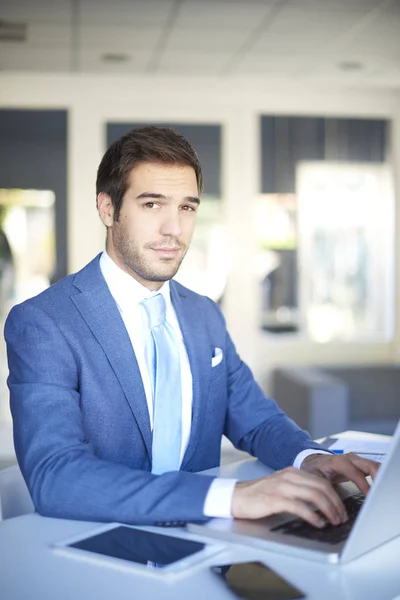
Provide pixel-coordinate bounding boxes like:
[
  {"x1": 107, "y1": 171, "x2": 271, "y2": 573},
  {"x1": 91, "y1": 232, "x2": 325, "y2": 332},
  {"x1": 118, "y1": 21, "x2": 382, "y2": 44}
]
[{"x1": 136, "y1": 192, "x2": 200, "y2": 205}]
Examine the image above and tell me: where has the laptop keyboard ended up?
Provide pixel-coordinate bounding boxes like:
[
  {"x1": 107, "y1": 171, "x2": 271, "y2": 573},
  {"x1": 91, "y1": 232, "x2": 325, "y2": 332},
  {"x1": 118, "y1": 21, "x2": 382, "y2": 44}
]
[{"x1": 271, "y1": 492, "x2": 365, "y2": 545}]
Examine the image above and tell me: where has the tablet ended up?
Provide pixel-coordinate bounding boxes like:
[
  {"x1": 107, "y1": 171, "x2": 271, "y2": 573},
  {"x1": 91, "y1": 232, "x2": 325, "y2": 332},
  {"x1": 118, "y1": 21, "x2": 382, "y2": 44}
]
[{"x1": 52, "y1": 523, "x2": 226, "y2": 579}]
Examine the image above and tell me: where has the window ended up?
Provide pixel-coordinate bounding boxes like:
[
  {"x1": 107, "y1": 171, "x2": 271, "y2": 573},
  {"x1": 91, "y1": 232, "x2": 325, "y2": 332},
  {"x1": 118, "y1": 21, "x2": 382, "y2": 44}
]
[
  {"x1": 0, "y1": 189, "x2": 56, "y2": 310},
  {"x1": 0, "y1": 109, "x2": 67, "y2": 425},
  {"x1": 257, "y1": 116, "x2": 393, "y2": 341}
]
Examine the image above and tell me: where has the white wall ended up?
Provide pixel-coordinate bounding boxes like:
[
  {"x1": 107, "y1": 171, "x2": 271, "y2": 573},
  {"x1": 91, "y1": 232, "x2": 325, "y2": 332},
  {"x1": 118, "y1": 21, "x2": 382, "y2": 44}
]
[{"x1": 1, "y1": 73, "x2": 400, "y2": 389}]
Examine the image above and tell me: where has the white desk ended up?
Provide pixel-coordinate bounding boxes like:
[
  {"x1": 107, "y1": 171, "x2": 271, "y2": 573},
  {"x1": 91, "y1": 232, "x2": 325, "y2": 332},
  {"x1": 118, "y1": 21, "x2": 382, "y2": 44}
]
[{"x1": 1, "y1": 433, "x2": 400, "y2": 600}]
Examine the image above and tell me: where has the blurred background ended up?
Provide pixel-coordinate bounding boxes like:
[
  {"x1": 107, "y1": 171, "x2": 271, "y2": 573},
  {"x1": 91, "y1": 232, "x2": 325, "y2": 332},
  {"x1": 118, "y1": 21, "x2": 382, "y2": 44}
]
[{"x1": 1, "y1": 0, "x2": 400, "y2": 464}]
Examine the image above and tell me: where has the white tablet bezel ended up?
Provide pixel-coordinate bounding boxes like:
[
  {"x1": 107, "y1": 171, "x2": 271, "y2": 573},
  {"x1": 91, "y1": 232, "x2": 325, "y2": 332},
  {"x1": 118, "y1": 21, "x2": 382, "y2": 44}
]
[{"x1": 51, "y1": 522, "x2": 227, "y2": 580}]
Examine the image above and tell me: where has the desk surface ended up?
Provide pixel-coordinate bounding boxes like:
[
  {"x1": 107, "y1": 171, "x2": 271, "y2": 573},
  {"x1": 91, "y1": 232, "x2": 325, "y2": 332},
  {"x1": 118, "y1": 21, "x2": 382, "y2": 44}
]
[{"x1": 1, "y1": 432, "x2": 399, "y2": 600}]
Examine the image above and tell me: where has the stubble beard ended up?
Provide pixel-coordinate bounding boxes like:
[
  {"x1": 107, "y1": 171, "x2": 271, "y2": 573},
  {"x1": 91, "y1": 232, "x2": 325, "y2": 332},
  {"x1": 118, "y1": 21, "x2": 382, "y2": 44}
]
[{"x1": 112, "y1": 226, "x2": 188, "y2": 284}]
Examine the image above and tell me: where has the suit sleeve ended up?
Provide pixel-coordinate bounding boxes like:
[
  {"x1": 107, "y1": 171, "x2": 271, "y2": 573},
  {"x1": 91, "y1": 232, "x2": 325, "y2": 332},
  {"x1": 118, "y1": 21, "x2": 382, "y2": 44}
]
[{"x1": 4, "y1": 302, "x2": 214, "y2": 525}]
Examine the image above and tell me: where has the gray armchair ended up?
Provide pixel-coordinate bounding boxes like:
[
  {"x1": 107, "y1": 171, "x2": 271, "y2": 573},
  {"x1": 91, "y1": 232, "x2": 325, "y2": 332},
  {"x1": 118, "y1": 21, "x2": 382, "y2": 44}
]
[{"x1": 271, "y1": 365, "x2": 400, "y2": 439}]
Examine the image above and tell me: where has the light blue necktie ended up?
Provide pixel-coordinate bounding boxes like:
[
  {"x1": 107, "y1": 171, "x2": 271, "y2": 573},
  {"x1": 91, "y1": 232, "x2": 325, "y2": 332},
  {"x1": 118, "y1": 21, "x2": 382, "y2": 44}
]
[{"x1": 142, "y1": 293, "x2": 182, "y2": 474}]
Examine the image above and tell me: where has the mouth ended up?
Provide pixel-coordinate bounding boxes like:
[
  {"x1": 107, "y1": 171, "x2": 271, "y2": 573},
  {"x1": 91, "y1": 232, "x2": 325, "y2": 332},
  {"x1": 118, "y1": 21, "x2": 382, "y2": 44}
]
[{"x1": 151, "y1": 247, "x2": 181, "y2": 259}]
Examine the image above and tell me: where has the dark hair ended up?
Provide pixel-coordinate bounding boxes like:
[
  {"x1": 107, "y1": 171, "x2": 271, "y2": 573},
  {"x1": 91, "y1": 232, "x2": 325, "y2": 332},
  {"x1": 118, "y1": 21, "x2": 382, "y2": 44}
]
[{"x1": 96, "y1": 126, "x2": 203, "y2": 220}]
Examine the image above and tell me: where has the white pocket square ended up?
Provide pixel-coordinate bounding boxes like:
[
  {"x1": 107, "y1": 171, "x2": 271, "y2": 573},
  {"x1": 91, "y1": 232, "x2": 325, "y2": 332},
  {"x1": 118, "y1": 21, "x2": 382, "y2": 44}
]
[{"x1": 211, "y1": 347, "x2": 223, "y2": 367}]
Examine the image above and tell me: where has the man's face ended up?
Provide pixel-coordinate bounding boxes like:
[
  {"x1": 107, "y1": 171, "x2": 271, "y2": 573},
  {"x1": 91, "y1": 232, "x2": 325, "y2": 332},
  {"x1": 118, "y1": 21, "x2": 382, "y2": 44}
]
[{"x1": 98, "y1": 162, "x2": 199, "y2": 290}]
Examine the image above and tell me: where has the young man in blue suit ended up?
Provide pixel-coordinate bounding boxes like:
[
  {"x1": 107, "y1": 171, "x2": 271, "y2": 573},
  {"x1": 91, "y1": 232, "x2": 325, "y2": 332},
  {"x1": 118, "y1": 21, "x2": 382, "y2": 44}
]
[{"x1": 5, "y1": 127, "x2": 378, "y2": 528}]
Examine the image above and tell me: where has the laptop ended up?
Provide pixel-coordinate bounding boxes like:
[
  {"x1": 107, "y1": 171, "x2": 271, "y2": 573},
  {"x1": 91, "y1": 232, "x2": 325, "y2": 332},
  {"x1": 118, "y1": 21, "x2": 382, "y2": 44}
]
[{"x1": 188, "y1": 421, "x2": 400, "y2": 564}]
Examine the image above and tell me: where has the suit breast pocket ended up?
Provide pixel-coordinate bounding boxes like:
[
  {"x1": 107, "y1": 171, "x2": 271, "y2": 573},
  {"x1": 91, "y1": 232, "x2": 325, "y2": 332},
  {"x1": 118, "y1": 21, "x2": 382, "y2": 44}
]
[
  {"x1": 210, "y1": 356, "x2": 226, "y2": 391},
  {"x1": 211, "y1": 347, "x2": 223, "y2": 368}
]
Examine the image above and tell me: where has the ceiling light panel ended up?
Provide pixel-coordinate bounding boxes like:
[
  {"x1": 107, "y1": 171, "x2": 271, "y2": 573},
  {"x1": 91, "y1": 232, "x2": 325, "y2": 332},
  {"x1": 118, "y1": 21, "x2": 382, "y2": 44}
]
[
  {"x1": 79, "y1": 0, "x2": 175, "y2": 26},
  {"x1": 174, "y1": 0, "x2": 270, "y2": 30},
  {"x1": 0, "y1": 0, "x2": 71, "y2": 23}
]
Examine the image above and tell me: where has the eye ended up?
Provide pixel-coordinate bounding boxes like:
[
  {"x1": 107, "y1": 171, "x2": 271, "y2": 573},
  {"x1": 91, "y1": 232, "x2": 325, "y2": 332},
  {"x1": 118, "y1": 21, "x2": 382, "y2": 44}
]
[
  {"x1": 181, "y1": 205, "x2": 196, "y2": 212},
  {"x1": 144, "y1": 202, "x2": 160, "y2": 209}
]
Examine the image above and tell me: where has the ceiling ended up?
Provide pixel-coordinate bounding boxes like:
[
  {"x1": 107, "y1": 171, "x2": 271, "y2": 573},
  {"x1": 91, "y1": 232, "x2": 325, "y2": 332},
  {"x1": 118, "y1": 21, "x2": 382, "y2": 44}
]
[{"x1": 0, "y1": 0, "x2": 399, "y2": 86}]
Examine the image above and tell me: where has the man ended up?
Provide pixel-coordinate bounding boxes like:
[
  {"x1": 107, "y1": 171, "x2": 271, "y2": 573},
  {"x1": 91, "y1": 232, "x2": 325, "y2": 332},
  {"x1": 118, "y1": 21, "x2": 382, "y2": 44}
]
[{"x1": 5, "y1": 126, "x2": 378, "y2": 528}]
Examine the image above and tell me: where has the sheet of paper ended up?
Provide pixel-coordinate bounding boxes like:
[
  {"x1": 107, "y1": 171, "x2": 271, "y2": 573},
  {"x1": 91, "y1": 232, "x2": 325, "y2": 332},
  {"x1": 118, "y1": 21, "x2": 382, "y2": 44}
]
[
  {"x1": 356, "y1": 453, "x2": 386, "y2": 462},
  {"x1": 326, "y1": 437, "x2": 391, "y2": 455}
]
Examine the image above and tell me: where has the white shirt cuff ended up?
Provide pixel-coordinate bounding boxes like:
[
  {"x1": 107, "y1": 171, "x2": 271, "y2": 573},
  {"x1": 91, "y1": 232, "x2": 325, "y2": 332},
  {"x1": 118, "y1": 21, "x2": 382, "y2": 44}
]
[
  {"x1": 203, "y1": 478, "x2": 237, "y2": 518},
  {"x1": 203, "y1": 451, "x2": 332, "y2": 517},
  {"x1": 293, "y1": 448, "x2": 332, "y2": 469}
]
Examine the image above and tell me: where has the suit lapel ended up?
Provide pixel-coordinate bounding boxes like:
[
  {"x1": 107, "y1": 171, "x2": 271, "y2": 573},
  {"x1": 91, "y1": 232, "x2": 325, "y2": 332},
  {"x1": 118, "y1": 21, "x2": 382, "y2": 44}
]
[
  {"x1": 170, "y1": 281, "x2": 211, "y2": 469},
  {"x1": 71, "y1": 256, "x2": 152, "y2": 458}
]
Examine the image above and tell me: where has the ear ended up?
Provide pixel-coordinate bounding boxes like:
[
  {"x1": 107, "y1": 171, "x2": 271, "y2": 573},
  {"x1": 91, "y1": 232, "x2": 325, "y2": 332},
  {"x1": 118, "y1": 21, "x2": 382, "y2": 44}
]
[{"x1": 97, "y1": 193, "x2": 115, "y2": 227}]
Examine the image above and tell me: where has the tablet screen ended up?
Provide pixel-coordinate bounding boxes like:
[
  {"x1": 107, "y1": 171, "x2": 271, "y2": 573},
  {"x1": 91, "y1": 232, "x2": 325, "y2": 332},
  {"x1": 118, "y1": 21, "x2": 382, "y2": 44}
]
[{"x1": 69, "y1": 526, "x2": 206, "y2": 569}]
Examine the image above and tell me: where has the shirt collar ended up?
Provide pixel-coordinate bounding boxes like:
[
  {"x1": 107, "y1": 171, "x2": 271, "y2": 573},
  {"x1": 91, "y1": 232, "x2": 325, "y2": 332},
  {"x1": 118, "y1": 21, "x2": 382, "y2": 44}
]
[{"x1": 100, "y1": 250, "x2": 171, "y2": 313}]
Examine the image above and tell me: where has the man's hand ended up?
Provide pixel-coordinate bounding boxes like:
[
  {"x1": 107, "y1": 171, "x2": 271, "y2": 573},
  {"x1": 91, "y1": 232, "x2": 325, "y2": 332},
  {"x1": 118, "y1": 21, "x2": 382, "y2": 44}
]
[
  {"x1": 231, "y1": 467, "x2": 348, "y2": 528},
  {"x1": 231, "y1": 454, "x2": 380, "y2": 528},
  {"x1": 300, "y1": 452, "x2": 380, "y2": 495}
]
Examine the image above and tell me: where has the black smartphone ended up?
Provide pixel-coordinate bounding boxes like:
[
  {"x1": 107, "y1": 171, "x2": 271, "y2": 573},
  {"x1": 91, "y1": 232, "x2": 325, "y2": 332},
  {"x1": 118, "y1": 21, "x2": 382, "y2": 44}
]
[{"x1": 214, "y1": 561, "x2": 305, "y2": 600}]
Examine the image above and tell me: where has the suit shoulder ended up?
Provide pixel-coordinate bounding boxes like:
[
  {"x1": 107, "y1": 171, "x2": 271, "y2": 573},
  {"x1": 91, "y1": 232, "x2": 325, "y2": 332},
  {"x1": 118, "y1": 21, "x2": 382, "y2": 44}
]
[
  {"x1": 4, "y1": 274, "x2": 74, "y2": 334},
  {"x1": 10, "y1": 272, "x2": 74, "y2": 312},
  {"x1": 171, "y1": 279, "x2": 218, "y2": 305},
  {"x1": 171, "y1": 280, "x2": 226, "y2": 324},
  {"x1": 6, "y1": 255, "x2": 101, "y2": 318}
]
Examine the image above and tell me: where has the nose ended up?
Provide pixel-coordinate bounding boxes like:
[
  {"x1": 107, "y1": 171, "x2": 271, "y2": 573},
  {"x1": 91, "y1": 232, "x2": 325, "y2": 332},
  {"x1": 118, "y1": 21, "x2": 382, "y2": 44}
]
[{"x1": 159, "y1": 207, "x2": 182, "y2": 238}]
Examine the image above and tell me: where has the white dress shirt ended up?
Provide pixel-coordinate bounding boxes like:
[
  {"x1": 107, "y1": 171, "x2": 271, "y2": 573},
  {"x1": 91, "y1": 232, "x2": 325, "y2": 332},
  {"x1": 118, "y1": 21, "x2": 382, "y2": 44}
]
[{"x1": 100, "y1": 251, "x2": 329, "y2": 518}]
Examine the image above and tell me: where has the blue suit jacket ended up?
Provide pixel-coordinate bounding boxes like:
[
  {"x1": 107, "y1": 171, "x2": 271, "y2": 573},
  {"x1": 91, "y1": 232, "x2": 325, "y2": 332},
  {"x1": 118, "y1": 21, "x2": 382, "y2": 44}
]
[{"x1": 5, "y1": 254, "x2": 323, "y2": 525}]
